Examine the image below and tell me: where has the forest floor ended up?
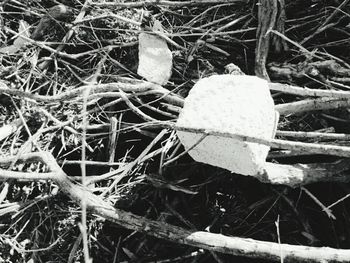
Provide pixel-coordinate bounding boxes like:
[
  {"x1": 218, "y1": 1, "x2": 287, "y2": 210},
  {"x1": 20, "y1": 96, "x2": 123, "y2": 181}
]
[{"x1": 1, "y1": 0, "x2": 350, "y2": 262}]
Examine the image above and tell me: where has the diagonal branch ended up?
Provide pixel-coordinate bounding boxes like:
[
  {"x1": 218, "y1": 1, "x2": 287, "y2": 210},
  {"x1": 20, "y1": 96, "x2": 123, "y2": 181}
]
[{"x1": 1, "y1": 151, "x2": 350, "y2": 262}]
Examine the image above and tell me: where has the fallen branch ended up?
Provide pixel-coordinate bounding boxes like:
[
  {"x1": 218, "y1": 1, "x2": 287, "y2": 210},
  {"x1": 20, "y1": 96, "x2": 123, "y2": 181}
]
[
  {"x1": 269, "y1": 82, "x2": 350, "y2": 99},
  {"x1": 275, "y1": 97, "x2": 350, "y2": 115},
  {"x1": 1, "y1": 151, "x2": 350, "y2": 262},
  {"x1": 261, "y1": 160, "x2": 350, "y2": 187},
  {"x1": 0, "y1": 80, "x2": 184, "y2": 107},
  {"x1": 4, "y1": 74, "x2": 350, "y2": 116},
  {"x1": 276, "y1": 130, "x2": 350, "y2": 140},
  {"x1": 172, "y1": 124, "x2": 350, "y2": 158}
]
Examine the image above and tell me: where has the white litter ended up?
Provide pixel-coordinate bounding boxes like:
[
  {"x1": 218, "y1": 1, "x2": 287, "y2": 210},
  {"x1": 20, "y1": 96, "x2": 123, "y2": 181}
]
[
  {"x1": 137, "y1": 32, "x2": 172, "y2": 85},
  {"x1": 176, "y1": 75, "x2": 278, "y2": 176}
]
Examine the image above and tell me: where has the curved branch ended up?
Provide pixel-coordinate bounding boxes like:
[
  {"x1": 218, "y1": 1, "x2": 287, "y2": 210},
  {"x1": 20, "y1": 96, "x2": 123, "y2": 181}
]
[{"x1": 1, "y1": 151, "x2": 350, "y2": 262}]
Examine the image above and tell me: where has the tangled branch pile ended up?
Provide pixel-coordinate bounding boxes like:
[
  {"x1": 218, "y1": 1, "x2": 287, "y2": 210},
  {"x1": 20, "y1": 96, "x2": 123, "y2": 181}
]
[{"x1": 1, "y1": 0, "x2": 350, "y2": 262}]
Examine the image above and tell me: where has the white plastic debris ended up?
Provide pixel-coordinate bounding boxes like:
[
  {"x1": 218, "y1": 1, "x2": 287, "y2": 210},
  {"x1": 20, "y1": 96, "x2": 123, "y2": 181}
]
[
  {"x1": 176, "y1": 75, "x2": 278, "y2": 176},
  {"x1": 137, "y1": 32, "x2": 172, "y2": 85}
]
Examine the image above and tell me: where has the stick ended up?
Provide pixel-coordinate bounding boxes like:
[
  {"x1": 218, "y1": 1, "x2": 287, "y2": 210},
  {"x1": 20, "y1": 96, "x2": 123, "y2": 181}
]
[
  {"x1": 1, "y1": 151, "x2": 350, "y2": 262},
  {"x1": 275, "y1": 97, "x2": 350, "y2": 115}
]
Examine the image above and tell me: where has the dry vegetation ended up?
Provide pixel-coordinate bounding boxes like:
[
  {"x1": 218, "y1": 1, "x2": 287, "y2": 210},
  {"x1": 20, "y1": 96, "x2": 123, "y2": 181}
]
[{"x1": 1, "y1": 0, "x2": 350, "y2": 262}]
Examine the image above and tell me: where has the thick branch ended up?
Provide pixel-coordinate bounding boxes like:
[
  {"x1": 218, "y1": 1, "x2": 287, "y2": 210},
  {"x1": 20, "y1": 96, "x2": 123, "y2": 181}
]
[
  {"x1": 172, "y1": 124, "x2": 350, "y2": 158},
  {"x1": 93, "y1": 205, "x2": 350, "y2": 262},
  {"x1": 255, "y1": 0, "x2": 277, "y2": 80},
  {"x1": 1, "y1": 151, "x2": 350, "y2": 262},
  {"x1": 260, "y1": 160, "x2": 350, "y2": 187}
]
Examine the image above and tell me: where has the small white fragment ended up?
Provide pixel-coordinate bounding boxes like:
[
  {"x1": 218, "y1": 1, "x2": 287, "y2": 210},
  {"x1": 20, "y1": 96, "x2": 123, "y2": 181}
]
[
  {"x1": 0, "y1": 20, "x2": 30, "y2": 54},
  {"x1": 176, "y1": 75, "x2": 278, "y2": 176},
  {"x1": 137, "y1": 32, "x2": 172, "y2": 85},
  {"x1": 0, "y1": 119, "x2": 23, "y2": 142}
]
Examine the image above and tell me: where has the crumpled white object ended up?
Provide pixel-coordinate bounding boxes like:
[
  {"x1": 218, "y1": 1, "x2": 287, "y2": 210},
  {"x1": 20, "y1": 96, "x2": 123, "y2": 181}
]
[
  {"x1": 137, "y1": 32, "x2": 172, "y2": 85},
  {"x1": 176, "y1": 74, "x2": 278, "y2": 176}
]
